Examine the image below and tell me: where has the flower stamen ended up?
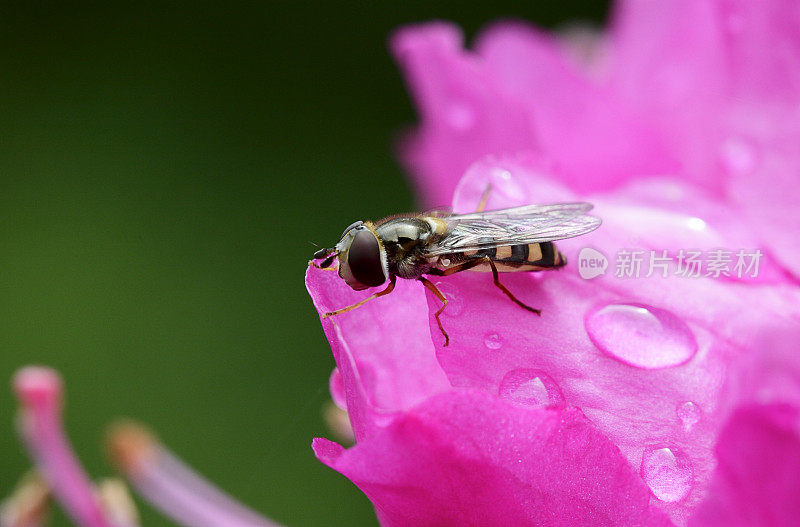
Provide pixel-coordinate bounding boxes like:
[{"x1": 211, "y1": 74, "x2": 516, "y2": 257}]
[
  {"x1": 107, "y1": 421, "x2": 279, "y2": 527},
  {"x1": 12, "y1": 366, "x2": 118, "y2": 527},
  {"x1": 0, "y1": 471, "x2": 50, "y2": 527}
]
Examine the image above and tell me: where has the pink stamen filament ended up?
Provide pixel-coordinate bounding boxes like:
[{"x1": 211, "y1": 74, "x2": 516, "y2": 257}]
[
  {"x1": 12, "y1": 367, "x2": 120, "y2": 527},
  {"x1": 110, "y1": 423, "x2": 280, "y2": 527}
]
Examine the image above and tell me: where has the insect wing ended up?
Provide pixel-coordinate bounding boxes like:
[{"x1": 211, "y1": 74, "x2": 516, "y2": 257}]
[{"x1": 422, "y1": 203, "x2": 601, "y2": 256}]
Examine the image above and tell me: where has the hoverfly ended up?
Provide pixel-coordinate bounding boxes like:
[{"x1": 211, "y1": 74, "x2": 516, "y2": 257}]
[{"x1": 311, "y1": 201, "x2": 601, "y2": 346}]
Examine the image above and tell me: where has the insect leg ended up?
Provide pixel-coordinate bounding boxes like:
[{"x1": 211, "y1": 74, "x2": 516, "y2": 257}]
[
  {"x1": 476, "y1": 184, "x2": 493, "y2": 213},
  {"x1": 322, "y1": 275, "x2": 396, "y2": 318},
  {"x1": 419, "y1": 276, "x2": 450, "y2": 347},
  {"x1": 428, "y1": 257, "x2": 488, "y2": 276},
  {"x1": 428, "y1": 256, "x2": 541, "y2": 313},
  {"x1": 485, "y1": 258, "x2": 542, "y2": 315}
]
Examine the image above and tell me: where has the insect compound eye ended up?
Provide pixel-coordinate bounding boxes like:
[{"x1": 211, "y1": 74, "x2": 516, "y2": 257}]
[{"x1": 346, "y1": 228, "x2": 386, "y2": 289}]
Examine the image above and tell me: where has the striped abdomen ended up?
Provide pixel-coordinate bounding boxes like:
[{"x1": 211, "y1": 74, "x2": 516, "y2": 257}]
[{"x1": 462, "y1": 242, "x2": 566, "y2": 272}]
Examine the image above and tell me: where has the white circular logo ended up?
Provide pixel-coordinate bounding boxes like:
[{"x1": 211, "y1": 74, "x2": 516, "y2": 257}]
[{"x1": 577, "y1": 248, "x2": 608, "y2": 279}]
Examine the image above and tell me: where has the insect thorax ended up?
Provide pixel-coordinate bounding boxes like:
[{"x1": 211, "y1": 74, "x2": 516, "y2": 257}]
[{"x1": 375, "y1": 217, "x2": 439, "y2": 279}]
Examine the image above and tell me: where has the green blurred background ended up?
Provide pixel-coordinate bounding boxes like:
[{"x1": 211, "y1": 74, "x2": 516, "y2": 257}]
[{"x1": 0, "y1": 2, "x2": 607, "y2": 525}]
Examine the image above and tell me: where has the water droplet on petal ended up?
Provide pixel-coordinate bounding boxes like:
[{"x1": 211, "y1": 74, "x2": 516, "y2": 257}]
[
  {"x1": 686, "y1": 217, "x2": 707, "y2": 232},
  {"x1": 434, "y1": 281, "x2": 463, "y2": 317},
  {"x1": 720, "y1": 137, "x2": 759, "y2": 175},
  {"x1": 484, "y1": 332, "x2": 503, "y2": 350},
  {"x1": 486, "y1": 166, "x2": 527, "y2": 204},
  {"x1": 677, "y1": 401, "x2": 701, "y2": 432},
  {"x1": 641, "y1": 447, "x2": 693, "y2": 502},
  {"x1": 453, "y1": 159, "x2": 530, "y2": 212},
  {"x1": 585, "y1": 303, "x2": 698, "y2": 369},
  {"x1": 498, "y1": 369, "x2": 565, "y2": 408},
  {"x1": 446, "y1": 102, "x2": 475, "y2": 132}
]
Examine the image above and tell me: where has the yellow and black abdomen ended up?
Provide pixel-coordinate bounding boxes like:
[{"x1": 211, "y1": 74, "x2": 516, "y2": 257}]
[{"x1": 464, "y1": 242, "x2": 567, "y2": 272}]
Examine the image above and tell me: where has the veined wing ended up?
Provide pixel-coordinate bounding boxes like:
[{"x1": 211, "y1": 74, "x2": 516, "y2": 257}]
[{"x1": 422, "y1": 203, "x2": 601, "y2": 256}]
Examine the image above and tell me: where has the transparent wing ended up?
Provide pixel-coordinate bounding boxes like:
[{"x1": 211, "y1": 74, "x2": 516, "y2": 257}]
[{"x1": 422, "y1": 203, "x2": 601, "y2": 256}]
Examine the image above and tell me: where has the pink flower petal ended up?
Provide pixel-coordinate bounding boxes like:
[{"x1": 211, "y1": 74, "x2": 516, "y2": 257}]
[
  {"x1": 715, "y1": 0, "x2": 800, "y2": 101},
  {"x1": 726, "y1": 122, "x2": 800, "y2": 279},
  {"x1": 390, "y1": 22, "x2": 539, "y2": 208},
  {"x1": 716, "y1": 325, "x2": 800, "y2": 414},
  {"x1": 689, "y1": 325, "x2": 800, "y2": 525},
  {"x1": 305, "y1": 266, "x2": 450, "y2": 440},
  {"x1": 421, "y1": 160, "x2": 800, "y2": 523},
  {"x1": 423, "y1": 268, "x2": 800, "y2": 524},
  {"x1": 609, "y1": 0, "x2": 728, "y2": 192},
  {"x1": 476, "y1": 21, "x2": 678, "y2": 193},
  {"x1": 689, "y1": 404, "x2": 800, "y2": 527},
  {"x1": 610, "y1": 1, "x2": 800, "y2": 277},
  {"x1": 314, "y1": 391, "x2": 671, "y2": 527}
]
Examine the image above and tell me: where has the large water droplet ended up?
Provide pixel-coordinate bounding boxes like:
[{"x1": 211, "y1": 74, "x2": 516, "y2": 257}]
[
  {"x1": 487, "y1": 166, "x2": 527, "y2": 203},
  {"x1": 641, "y1": 447, "x2": 693, "y2": 502},
  {"x1": 720, "y1": 137, "x2": 759, "y2": 175},
  {"x1": 677, "y1": 401, "x2": 701, "y2": 432},
  {"x1": 585, "y1": 303, "x2": 697, "y2": 369},
  {"x1": 434, "y1": 281, "x2": 464, "y2": 317},
  {"x1": 453, "y1": 158, "x2": 530, "y2": 212},
  {"x1": 498, "y1": 369, "x2": 565, "y2": 408},
  {"x1": 484, "y1": 332, "x2": 503, "y2": 350}
]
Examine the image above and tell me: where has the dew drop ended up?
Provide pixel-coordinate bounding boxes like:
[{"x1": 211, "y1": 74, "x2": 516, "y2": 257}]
[
  {"x1": 484, "y1": 332, "x2": 503, "y2": 350},
  {"x1": 720, "y1": 137, "x2": 759, "y2": 175},
  {"x1": 434, "y1": 281, "x2": 463, "y2": 317},
  {"x1": 677, "y1": 401, "x2": 701, "y2": 432},
  {"x1": 585, "y1": 303, "x2": 698, "y2": 369},
  {"x1": 640, "y1": 447, "x2": 693, "y2": 502},
  {"x1": 498, "y1": 369, "x2": 565, "y2": 408}
]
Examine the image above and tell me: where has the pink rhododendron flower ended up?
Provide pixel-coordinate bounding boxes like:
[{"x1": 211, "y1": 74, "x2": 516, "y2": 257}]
[{"x1": 309, "y1": 2, "x2": 800, "y2": 525}]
